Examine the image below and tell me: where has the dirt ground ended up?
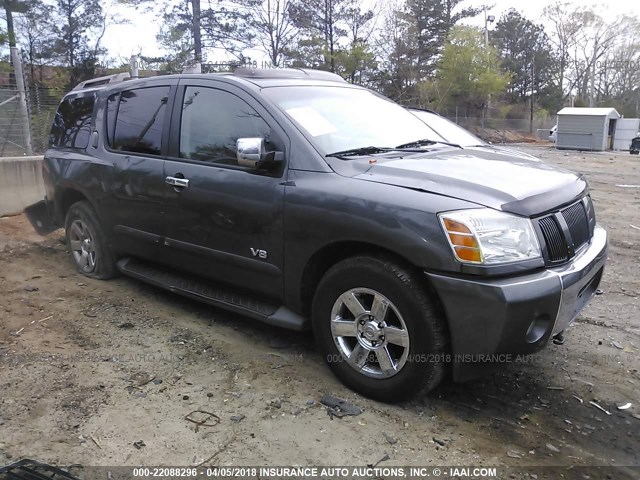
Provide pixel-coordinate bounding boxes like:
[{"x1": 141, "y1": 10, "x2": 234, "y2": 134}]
[{"x1": 0, "y1": 145, "x2": 639, "y2": 478}]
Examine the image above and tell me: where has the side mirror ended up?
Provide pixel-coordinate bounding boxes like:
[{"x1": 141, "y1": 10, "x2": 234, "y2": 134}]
[{"x1": 236, "y1": 137, "x2": 284, "y2": 170}]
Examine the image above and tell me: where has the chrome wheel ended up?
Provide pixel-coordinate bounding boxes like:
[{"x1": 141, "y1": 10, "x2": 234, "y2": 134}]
[
  {"x1": 330, "y1": 288, "x2": 410, "y2": 379},
  {"x1": 69, "y1": 219, "x2": 97, "y2": 273}
]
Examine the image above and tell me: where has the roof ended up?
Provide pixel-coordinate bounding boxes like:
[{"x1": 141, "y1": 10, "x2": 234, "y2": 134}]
[
  {"x1": 72, "y1": 72, "x2": 131, "y2": 91},
  {"x1": 233, "y1": 67, "x2": 345, "y2": 83},
  {"x1": 69, "y1": 67, "x2": 347, "y2": 93},
  {"x1": 557, "y1": 107, "x2": 620, "y2": 117}
]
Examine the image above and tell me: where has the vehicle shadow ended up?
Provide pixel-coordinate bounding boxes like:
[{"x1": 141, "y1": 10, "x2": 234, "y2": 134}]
[{"x1": 118, "y1": 276, "x2": 638, "y2": 474}]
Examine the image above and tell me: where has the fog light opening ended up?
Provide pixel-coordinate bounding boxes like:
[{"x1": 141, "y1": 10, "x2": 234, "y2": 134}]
[{"x1": 525, "y1": 314, "x2": 551, "y2": 344}]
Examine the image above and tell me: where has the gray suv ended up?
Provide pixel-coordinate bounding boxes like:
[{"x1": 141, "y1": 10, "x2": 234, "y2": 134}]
[{"x1": 32, "y1": 68, "x2": 607, "y2": 401}]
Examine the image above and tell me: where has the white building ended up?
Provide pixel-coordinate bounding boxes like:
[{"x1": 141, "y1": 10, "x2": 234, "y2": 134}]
[
  {"x1": 555, "y1": 107, "x2": 621, "y2": 151},
  {"x1": 613, "y1": 118, "x2": 640, "y2": 151}
]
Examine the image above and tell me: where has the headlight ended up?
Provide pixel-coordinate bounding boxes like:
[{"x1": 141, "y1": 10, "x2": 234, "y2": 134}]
[{"x1": 438, "y1": 208, "x2": 541, "y2": 265}]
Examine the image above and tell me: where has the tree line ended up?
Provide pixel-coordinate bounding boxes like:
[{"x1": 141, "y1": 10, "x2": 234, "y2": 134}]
[{"x1": 1, "y1": 0, "x2": 639, "y2": 118}]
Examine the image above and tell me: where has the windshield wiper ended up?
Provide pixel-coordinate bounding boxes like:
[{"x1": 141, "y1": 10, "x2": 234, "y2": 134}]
[
  {"x1": 326, "y1": 145, "x2": 443, "y2": 159},
  {"x1": 395, "y1": 138, "x2": 463, "y2": 149},
  {"x1": 326, "y1": 146, "x2": 393, "y2": 158}
]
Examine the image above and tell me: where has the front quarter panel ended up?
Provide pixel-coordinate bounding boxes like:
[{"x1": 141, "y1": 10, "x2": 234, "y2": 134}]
[{"x1": 283, "y1": 169, "x2": 479, "y2": 310}]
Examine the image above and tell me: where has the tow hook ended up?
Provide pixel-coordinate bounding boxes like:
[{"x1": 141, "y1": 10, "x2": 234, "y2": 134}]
[{"x1": 552, "y1": 331, "x2": 565, "y2": 345}]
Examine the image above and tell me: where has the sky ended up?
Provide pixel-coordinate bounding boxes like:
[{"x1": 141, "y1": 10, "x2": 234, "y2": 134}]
[{"x1": 98, "y1": 0, "x2": 640, "y2": 64}]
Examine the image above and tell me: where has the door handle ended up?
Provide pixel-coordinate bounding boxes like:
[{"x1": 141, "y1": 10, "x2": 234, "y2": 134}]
[{"x1": 165, "y1": 176, "x2": 190, "y2": 188}]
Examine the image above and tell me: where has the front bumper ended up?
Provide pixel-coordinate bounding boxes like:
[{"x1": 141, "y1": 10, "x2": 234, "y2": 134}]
[{"x1": 426, "y1": 225, "x2": 607, "y2": 381}]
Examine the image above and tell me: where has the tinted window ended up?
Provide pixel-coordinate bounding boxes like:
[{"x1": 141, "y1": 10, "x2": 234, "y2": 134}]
[
  {"x1": 113, "y1": 86, "x2": 170, "y2": 155},
  {"x1": 105, "y1": 93, "x2": 118, "y2": 147},
  {"x1": 49, "y1": 94, "x2": 95, "y2": 149},
  {"x1": 179, "y1": 87, "x2": 270, "y2": 165}
]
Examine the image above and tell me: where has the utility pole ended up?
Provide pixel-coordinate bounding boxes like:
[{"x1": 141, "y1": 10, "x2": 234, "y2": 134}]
[
  {"x1": 530, "y1": 59, "x2": 535, "y2": 134},
  {"x1": 4, "y1": 0, "x2": 17, "y2": 85},
  {"x1": 484, "y1": 7, "x2": 495, "y2": 126},
  {"x1": 484, "y1": 8, "x2": 488, "y2": 46},
  {"x1": 11, "y1": 47, "x2": 33, "y2": 156},
  {"x1": 589, "y1": 37, "x2": 598, "y2": 108},
  {"x1": 484, "y1": 7, "x2": 495, "y2": 47}
]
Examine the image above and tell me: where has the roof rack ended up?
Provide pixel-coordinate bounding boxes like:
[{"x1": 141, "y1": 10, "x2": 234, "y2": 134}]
[
  {"x1": 232, "y1": 67, "x2": 346, "y2": 83},
  {"x1": 72, "y1": 72, "x2": 131, "y2": 91}
]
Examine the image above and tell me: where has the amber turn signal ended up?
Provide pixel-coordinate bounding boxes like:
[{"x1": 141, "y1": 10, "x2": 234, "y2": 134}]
[{"x1": 441, "y1": 218, "x2": 483, "y2": 263}]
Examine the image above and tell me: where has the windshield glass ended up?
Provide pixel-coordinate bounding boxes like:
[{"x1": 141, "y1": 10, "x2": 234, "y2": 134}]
[
  {"x1": 262, "y1": 86, "x2": 447, "y2": 156},
  {"x1": 409, "y1": 110, "x2": 483, "y2": 147}
]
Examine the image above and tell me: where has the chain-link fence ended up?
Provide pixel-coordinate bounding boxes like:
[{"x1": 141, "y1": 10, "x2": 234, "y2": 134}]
[
  {"x1": 438, "y1": 106, "x2": 556, "y2": 139},
  {"x1": 445, "y1": 116, "x2": 555, "y2": 133},
  {"x1": 0, "y1": 87, "x2": 28, "y2": 157},
  {"x1": 444, "y1": 116, "x2": 556, "y2": 143},
  {"x1": 26, "y1": 85, "x2": 60, "y2": 154},
  {"x1": 0, "y1": 85, "x2": 60, "y2": 156}
]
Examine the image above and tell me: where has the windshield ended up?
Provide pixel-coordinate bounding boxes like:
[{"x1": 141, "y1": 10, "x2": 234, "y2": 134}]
[
  {"x1": 262, "y1": 86, "x2": 448, "y2": 156},
  {"x1": 409, "y1": 110, "x2": 484, "y2": 147}
]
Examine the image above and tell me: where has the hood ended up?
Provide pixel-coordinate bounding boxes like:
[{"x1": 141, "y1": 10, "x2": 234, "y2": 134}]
[{"x1": 349, "y1": 146, "x2": 587, "y2": 217}]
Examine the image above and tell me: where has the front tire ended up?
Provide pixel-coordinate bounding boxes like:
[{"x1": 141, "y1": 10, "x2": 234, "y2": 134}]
[
  {"x1": 312, "y1": 255, "x2": 447, "y2": 402},
  {"x1": 64, "y1": 201, "x2": 117, "y2": 279}
]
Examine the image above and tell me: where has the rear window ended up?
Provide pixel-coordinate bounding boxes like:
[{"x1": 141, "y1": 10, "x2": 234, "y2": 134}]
[{"x1": 49, "y1": 94, "x2": 95, "y2": 149}]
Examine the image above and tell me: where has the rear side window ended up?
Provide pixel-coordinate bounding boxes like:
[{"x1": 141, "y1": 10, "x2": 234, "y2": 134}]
[
  {"x1": 49, "y1": 94, "x2": 95, "y2": 149},
  {"x1": 110, "y1": 86, "x2": 170, "y2": 156}
]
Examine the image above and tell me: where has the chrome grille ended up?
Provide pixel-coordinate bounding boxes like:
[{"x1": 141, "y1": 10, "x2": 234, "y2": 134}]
[
  {"x1": 562, "y1": 201, "x2": 590, "y2": 251},
  {"x1": 537, "y1": 197, "x2": 594, "y2": 265},
  {"x1": 538, "y1": 215, "x2": 568, "y2": 262}
]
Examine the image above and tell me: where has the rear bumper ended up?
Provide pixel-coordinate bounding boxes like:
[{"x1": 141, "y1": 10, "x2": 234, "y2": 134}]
[
  {"x1": 24, "y1": 198, "x2": 60, "y2": 236},
  {"x1": 426, "y1": 225, "x2": 607, "y2": 381}
]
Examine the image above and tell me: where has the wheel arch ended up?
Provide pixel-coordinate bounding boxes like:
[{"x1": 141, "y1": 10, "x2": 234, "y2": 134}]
[
  {"x1": 299, "y1": 241, "x2": 447, "y2": 323},
  {"x1": 57, "y1": 188, "x2": 91, "y2": 222}
]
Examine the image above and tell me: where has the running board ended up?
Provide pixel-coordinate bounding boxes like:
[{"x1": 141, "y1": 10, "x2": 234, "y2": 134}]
[{"x1": 116, "y1": 258, "x2": 308, "y2": 331}]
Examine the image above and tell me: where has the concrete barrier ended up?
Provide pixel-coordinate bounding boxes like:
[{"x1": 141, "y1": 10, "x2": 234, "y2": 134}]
[{"x1": 0, "y1": 156, "x2": 45, "y2": 217}]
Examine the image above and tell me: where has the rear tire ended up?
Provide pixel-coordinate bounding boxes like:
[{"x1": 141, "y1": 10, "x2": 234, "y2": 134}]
[
  {"x1": 64, "y1": 201, "x2": 117, "y2": 280},
  {"x1": 312, "y1": 255, "x2": 447, "y2": 402}
]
